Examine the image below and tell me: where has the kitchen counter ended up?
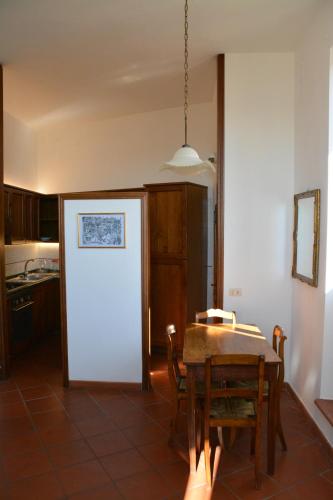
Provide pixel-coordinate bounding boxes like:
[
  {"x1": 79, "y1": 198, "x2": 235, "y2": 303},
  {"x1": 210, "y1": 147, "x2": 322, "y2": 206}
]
[{"x1": 6, "y1": 271, "x2": 60, "y2": 295}]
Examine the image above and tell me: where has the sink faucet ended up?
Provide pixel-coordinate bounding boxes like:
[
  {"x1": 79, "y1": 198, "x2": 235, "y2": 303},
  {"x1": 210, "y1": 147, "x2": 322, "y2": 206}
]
[{"x1": 24, "y1": 259, "x2": 36, "y2": 278}]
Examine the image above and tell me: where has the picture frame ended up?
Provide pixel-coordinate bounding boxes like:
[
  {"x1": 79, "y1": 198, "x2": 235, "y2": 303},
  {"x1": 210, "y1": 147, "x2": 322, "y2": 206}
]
[
  {"x1": 292, "y1": 189, "x2": 320, "y2": 287},
  {"x1": 78, "y1": 212, "x2": 126, "y2": 248}
]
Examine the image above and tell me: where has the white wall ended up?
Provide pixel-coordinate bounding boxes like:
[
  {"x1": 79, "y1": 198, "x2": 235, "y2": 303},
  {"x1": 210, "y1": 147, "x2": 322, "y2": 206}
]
[
  {"x1": 36, "y1": 101, "x2": 217, "y2": 305},
  {"x1": 223, "y1": 53, "x2": 294, "y2": 375},
  {"x1": 3, "y1": 112, "x2": 38, "y2": 191},
  {"x1": 64, "y1": 198, "x2": 143, "y2": 383},
  {"x1": 292, "y1": 1, "x2": 333, "y2": 445}
]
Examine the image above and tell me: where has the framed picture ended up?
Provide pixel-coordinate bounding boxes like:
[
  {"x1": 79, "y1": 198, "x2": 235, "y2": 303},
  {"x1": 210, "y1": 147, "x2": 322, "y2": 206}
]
[{"x1": 78, "y1": 213, "x2": 126, "y2": 248}]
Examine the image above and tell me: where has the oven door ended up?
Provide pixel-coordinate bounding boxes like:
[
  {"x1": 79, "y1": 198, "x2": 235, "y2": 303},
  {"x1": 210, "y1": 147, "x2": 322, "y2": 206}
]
[{"x1": 10, "y1": 295, "x2": 34, "y2": 355}]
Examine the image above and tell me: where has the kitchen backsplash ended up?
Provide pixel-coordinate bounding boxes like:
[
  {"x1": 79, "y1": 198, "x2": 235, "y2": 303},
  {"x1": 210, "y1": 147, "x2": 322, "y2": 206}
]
[{"x1": 5, "y1": 243, "x2": 59, "y2": 277}]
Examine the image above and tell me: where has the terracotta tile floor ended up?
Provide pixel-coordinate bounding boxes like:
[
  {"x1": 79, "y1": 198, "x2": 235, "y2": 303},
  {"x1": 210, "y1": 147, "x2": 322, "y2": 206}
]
[{"x1": 0, "y1": 335, "x2": 332, "y2": 499}]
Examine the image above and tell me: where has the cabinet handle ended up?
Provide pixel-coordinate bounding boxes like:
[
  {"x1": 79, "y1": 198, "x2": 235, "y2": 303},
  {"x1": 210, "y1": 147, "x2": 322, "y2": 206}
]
[{"x1": 12, "y1": 301, "x2": 34, "y2": 312}]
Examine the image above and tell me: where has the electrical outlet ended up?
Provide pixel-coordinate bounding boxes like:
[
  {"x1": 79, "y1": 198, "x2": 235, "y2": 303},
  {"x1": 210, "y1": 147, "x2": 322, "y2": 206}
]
[{"x1": 229, "y1": 288, "x2": 242, "y2": 297}]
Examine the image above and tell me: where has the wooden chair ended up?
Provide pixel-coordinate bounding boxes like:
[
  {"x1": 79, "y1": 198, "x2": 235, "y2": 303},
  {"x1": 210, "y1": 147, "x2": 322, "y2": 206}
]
[
  {"x1": 272, "y1": 325, "x2": 287, "y2": 450},
  {"x1": 165, "y1": 324, "x2": 195, "y2": 444},
  {"x1": 195, "y1": 308, "x2": 236, "y2": 325},
  {"x1": 204, "y1": 354, "x2": 265, "y2": 489},
  {"x1": 228, "y1": 325, "x2": 287, "y2": 452}
]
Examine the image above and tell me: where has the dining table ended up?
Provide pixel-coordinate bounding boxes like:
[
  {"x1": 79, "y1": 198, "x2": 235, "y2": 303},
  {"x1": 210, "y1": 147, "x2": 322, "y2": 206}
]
[{"x1": 183, "y1": 322, "x2": 281, "y2": 475}]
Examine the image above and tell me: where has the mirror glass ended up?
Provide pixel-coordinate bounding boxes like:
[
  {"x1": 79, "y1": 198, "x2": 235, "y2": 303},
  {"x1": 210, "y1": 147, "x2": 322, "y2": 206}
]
[{"x1": 292, "y1": 189, "x2": 320, "y2": 287}]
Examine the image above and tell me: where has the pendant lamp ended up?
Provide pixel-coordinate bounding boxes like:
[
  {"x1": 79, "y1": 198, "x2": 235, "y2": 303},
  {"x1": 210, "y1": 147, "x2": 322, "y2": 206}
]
[{"x1": 161, "y1": 0, "x2": 215, "y2": 174}]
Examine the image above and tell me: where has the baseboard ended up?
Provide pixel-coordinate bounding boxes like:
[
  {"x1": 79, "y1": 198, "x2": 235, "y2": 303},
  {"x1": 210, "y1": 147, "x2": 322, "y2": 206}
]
[
  {"x1": 315, "y1": 399, "x2": 333, "y2": 426},
  {"x1": 69, "y1": 380, "x2": 142, "y2": 391},
  {"x1": 285, "y1": 382, "x2": 333, "y2": 459}
]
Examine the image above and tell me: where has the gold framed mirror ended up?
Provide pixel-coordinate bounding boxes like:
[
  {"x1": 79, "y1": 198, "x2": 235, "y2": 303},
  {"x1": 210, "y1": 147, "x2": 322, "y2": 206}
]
[{"x1": 292, "y1": 189, "x2": 320, "y2": 287}]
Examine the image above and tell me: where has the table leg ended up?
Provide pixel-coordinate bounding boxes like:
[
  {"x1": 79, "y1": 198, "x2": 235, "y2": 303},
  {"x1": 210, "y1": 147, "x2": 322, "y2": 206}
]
[
  {"x1": 187, "y1": 366, "x2": 196, "y2": 473},
  {"x1": 267, "y1": 367, "x2": 278, "y2": 475}
]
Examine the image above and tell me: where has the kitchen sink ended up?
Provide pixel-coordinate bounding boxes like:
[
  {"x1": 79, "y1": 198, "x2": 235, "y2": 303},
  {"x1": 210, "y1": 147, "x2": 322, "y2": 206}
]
[{"x1": 6, "y1": 272, "x2": 59, "y2": 286}]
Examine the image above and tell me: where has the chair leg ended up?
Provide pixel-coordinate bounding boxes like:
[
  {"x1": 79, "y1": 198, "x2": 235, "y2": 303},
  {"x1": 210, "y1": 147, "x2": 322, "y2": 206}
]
[
  {"x1": 204, "y1": 428, "x2": 211, "y2": 487},
  {"x1": 217, "y1": 426, "x2": 224, "y2": 448},
  {"x1": 195, "y1": 408, "x2": 202, "y2": 454},
  {"x1": 250, "y1": 427, "x2": 255, "y2": 455},
  {"x1": 277, "y1": 419, "x2": 287, "y2": 451},
  {"x1": 254, "y1": 425, "x2": 261, "y2": 490},
  {"x1": 228, "y1": 427, "x2": 237, "y2": 449}
]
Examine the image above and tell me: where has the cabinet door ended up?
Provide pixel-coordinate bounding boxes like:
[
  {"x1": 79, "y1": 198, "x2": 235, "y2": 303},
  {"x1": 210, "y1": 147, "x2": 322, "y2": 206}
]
[
  {"x1": 149, "y1": 189, "x2": 186, "y2": 258},
  {"x1": 10, "y1": 190, "x2": 25, "y2": 243},
  {"x1": 151, "y1": 260, "x2": 186, "y2": 350},
  {"x1": 25, "y1": 194, "x2": 39, "y2": 241},
  {"x1": 4, "y1": 189, "x2": 11, "y2": 244}
]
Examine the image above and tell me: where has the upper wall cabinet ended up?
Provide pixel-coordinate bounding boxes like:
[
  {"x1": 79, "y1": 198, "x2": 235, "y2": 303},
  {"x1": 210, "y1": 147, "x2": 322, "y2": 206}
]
[
  {"x1": 4, "y1": 185, "x2": 39, "y2": 244},
  {"x1": 39, "y1": 195, "x2": 59, "y2": 242},
  {"x1": 4, "y1": 185, "x2": 59, "y2": 244}
]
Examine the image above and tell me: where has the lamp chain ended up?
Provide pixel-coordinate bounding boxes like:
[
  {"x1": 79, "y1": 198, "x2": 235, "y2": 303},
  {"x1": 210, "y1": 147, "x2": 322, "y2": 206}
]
[{"x1": 184, "y1": 0, "x2": 189, "y2": 146}]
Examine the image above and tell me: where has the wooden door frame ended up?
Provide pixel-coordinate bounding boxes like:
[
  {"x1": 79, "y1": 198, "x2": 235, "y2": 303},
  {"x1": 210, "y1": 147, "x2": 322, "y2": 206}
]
[
  {"x1": 215, "y1": 54, "x2": 225, "y2": 308},
  {"x1": 59, "y1": 191, "x2": 150, "y2": 390},
  {"x1": 0, "y1": 64, "x2": 9, "y2": 379}
]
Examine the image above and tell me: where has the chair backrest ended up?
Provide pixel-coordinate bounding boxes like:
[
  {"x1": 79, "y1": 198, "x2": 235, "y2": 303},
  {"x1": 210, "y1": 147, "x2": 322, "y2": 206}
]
[
  {"x1": 195, "y1": 308, "x2": 236, "y2": 325},
  {"x1": 272, "y1": 325, "x2": 287, "y2": 388},
  {"x1": 165, "y1": 324, "x2": 181, "y2": 393},
  {"x1": 204, "y1": 354, "x2": 265, "y2": 424}
]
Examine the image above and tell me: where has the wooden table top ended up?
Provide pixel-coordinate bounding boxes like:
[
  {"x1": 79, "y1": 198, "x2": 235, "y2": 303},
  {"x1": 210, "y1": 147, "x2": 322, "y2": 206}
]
[{"x1": 183, "y1": 323, "x2": 281, "y2": 365}]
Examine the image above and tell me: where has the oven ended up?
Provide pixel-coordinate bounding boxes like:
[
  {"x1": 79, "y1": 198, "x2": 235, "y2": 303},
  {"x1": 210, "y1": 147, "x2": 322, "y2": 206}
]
[{"x1": 10, "y1": 292, "x2": 34, "y2": 355}]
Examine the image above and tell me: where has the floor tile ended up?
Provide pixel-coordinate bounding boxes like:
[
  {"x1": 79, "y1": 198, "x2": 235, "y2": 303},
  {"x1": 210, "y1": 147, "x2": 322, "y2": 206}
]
[
  {"x1": 3, "y1": 449, "x2": 53, "y2": 482},
  {"x1": 0, "y1": 402, "x2": 28, "y2": 420},
  {"x1": 0, "y1": 429, "x2": 42, "y2": 456},
  {"x1": 47, "y1": 439, "x2": 95, "y2": 468},
  {"x1": 32, "y1": 409, "x2": 70, "y2": 430},
  {"x1": 26, "y1": 395, "x2": 63, "y2": 413},
  {"x1": 271, "y1": 474, "x2": 333, "y2": 499},
  {"x1": 138, "y1": 438, "x2": 182, "y2": 467},
  {"x1": 101, "y1": 448, "x2": 152, "y2": 480},
  {"x1": 102, "y1": 400, "x2": 148, "y2": 429},
  {"x1": 222, "y1": 466, "x2": 281, "y2": 499},
  {"x1": 123, "y1": 420, "x2": 167, "y2": 447},
  {"x1": 115, "y1": 469, "x2": 170, "y2": 500},
  {"x1": 87, "y1": 430, "x2": 132, "y2": 457},
  {"x1": 0, "y1": 390, "x2": 22, "y2": 406},
  {"x1": 0, "y1": 380, "x2": 18, "y2": 393},
  {"x1": 322, "y1": 468, "x2": 333, "y2": 484},
  {"x1": 75, "y1": 415, "x2": 117, "y2": 437},
  {"x1": 58, "y1": 459, "x2": 110, "y2": 496},
  {"x1": 38, "y1": 421, "x2": 81, "y2": 446},
  {"x1": 143, "y1": 401, "x2": 174, "y2": 421},
  {"x1": 0, "y1": 416, "x2": 33, "y2": 435},
  {"x1": 69, "y1": 482, "x2": 123, "y2": 499},
  {"x1": 64, "y1": 400, "x2": 104, "y2": 422},
  {"x1": 21, "y1": 385, "x2": 53, "y2": 401},
  {"x1": 6, "y1": 471, "x2": 64, "y2": 500}
]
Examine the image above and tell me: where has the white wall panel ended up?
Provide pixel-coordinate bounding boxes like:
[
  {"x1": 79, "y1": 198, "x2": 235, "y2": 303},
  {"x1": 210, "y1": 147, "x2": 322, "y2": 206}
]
[{"x1": 64, "y1": 198, "x2": 142, "y2": 383}]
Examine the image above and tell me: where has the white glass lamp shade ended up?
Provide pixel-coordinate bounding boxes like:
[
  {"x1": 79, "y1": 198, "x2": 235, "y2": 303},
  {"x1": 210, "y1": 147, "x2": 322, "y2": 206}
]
[{"x1": 161, "y1": 145, "x2": 215, "y2": 175}]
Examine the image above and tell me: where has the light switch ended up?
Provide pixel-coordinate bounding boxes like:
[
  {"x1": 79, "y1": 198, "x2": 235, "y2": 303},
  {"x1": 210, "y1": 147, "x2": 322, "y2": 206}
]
[{"x1": 229, "y1": 288, "x2": 242, "y2": 297}]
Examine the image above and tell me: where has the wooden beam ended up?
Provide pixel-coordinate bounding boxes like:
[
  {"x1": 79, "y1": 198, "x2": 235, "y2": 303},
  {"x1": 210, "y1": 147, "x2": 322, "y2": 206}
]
[{"x1": 215, "y1": 54, "x2": 225, "y2": 308}]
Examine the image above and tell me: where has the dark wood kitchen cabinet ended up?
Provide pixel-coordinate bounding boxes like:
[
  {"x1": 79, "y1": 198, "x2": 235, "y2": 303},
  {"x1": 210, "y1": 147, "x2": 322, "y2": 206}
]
[
  {"x1": 7, "y1": 278, "x2": 60, "y2": 357},
  {"x1": 4, "y1": 185, "x2": 40, "y2": 244},
  {"x1": 32, "y1": 278, "x2": 60, "y2": 340},
  {"x1": 39, "y1": 195, "x2": 59, "y2": 242},
  {"x1": 144, "y1": 182, "x2": 207, "y2": 351}
]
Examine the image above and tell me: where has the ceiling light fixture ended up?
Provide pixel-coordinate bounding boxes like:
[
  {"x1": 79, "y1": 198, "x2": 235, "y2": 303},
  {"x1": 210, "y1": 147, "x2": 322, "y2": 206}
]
[{"x1": 161, "y1": 0, "x2": 215, "y2": 174}]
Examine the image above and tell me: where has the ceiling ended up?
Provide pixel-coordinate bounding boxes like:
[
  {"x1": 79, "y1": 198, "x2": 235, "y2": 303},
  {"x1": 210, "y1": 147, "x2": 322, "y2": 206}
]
[{"x1": 0, "y1": 0, "x2": 324, "y2": 127}]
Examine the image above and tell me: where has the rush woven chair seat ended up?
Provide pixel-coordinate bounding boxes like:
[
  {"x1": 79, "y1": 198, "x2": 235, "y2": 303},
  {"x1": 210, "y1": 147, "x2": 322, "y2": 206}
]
[
  {"x1": 229, "y1": 325, "x2": 287, "y2": 451},
  {"x1": 195, "y1": 308, "x2": 237, "y2": 325},
  {"x1": 204, "y1": 354, "x2": 265, "y2": 489}
]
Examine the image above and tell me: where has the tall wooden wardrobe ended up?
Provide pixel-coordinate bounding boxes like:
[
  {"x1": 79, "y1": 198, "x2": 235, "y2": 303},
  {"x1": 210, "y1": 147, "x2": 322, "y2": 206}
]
[{"x1": 145, "y1": 182, "x2": 207, "y2": 351}]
